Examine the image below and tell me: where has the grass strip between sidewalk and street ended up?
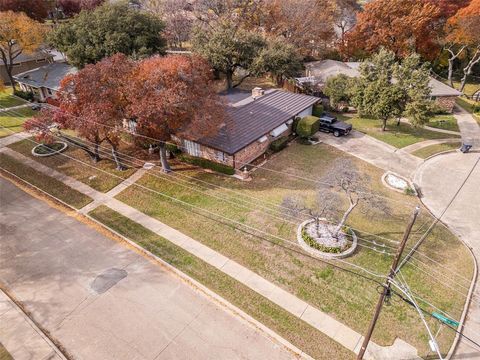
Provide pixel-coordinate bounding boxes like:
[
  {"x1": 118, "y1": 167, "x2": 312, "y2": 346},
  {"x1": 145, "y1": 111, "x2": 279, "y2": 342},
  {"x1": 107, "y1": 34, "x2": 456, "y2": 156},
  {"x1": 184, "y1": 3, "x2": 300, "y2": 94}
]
[
  {"x1": 412, "y1": 142, "x2": 462, "y2": 159},
  {"x1": 88, "y1": 205, "x2": 355, "y2": 360},
  {"x1": 0, "y1": 153, "x2": 92, "y2": 209}
]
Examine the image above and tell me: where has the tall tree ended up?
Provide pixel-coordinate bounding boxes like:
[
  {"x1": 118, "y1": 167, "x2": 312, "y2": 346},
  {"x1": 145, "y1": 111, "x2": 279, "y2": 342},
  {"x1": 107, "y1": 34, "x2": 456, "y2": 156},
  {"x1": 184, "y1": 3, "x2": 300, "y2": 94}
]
[
  {"x1": 252, "y1": 37, "x2": 303, "y2": 86},
  {"x1": 323, "y1": 74, "x2": 352, "y2": 110},
  {"x1": 50, "y1": 2, "x2": 166, "y2": 68},
  {"x1": 261, "y1": 0, "x2": 335, "y2": 58},
  {"x1": 57, "y1": 0, "x2": 106, "y2": 17},
  {"x1": 445, "y1": 0, "x2": 480, "y2": 92},
  {"x1": 0, "y1": 0, "x2": 49, "y2": 21},
  {"x1": 192, "y1": 21, "x2": 265, "y2": 89},
  {"x1": 350, "y1": 49, "x2": 404, "y2": 131},
  {"x1": 126, "y1": 55, "x2": 225, "y2": 172},
  {"x1": 0, "y1": 11, "x2": 45, "y2": 91},
  {"x1": 26, "y1": 54, "x2": 135, "y2": 169},
  {"x1": 346, "y1": 0, "x2": 441, "y2": 60},
  {"x1": 394, "y1": 54, "x2": 434, "y2": 126}
]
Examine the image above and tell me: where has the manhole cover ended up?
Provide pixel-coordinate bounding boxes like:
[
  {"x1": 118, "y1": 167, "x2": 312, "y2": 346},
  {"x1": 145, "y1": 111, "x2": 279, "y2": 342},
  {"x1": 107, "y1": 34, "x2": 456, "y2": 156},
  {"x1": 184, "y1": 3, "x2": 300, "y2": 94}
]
[{"x1": 91, "y1": 268, "x2": 127, "y2": 294}]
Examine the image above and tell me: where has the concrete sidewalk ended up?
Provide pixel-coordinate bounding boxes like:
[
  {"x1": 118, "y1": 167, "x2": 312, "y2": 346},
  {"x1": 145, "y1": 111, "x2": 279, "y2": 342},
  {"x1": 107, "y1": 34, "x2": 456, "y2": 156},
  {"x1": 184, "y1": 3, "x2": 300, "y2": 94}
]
[
  {"x1": 454, "y1": 105, "x2": 480, "y2": 149},
  {"x1": 0, "y1": 146, "x2": 420, "y2": 360},
  {"x1": 316, "y1": 130, "x2": 422, "y2": 179},
  {"x1": 0, "y1": 290, "x2": 66, "y2": 360}
]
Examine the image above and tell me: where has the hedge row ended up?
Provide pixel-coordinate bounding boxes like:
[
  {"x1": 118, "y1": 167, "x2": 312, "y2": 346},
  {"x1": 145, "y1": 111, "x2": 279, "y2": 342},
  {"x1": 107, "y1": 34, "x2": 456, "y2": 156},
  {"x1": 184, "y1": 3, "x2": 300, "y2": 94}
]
[
  {"x1": 177, "y1": 154, "x2": 235, "y2": 175},
  {"x1": 301, "y1": 227, "x2": 343, "y2": 254},
  {"x1": 269, "y1": 136, "x2": 289, "y2": 152}
]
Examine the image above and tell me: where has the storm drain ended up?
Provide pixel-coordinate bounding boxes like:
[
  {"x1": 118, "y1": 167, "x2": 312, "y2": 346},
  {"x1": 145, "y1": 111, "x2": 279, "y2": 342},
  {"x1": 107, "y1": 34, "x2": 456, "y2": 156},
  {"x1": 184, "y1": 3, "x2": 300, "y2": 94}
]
[{"x1": 91, "y1": 268, "x2": 127, "y2": 294}]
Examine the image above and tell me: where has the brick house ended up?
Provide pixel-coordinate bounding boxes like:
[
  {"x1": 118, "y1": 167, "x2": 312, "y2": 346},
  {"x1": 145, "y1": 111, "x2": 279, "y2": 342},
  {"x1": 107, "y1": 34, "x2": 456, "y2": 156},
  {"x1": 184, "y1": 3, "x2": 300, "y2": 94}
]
[
  {"x1": 301, "y1": 60, "x2": 462, "y2": 113},
  {"x1": 178, "y1": 90, "x2": 320, "y2": 169},
  {"x1": 0, "y1": 50, "x2": 54, "y2": 85},
  {"x1": 13, "y1": 62, "x2": 77, "y2": 102}
]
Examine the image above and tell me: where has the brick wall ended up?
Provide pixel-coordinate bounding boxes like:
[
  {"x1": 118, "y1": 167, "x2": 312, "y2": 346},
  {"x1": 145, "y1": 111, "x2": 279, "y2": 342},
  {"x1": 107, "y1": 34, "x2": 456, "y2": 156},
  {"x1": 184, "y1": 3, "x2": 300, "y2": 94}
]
[{"x1": 435, "y1": 96, "x2": 457, "y2": 113}]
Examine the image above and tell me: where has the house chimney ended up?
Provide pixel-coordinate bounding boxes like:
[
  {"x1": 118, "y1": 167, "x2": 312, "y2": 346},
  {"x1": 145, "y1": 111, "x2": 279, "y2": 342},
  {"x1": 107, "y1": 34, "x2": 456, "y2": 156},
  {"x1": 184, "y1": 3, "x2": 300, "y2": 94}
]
[{"x1": 252, "y1": 87, "x2": 264, "y2": 99}]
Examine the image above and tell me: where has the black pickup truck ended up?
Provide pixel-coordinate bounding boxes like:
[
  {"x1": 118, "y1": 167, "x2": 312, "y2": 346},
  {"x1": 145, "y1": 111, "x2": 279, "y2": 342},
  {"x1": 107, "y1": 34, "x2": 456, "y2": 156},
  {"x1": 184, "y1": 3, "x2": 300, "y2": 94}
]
[{"x1": 318, "y1": 114, "x2": 352, "y2": 137}]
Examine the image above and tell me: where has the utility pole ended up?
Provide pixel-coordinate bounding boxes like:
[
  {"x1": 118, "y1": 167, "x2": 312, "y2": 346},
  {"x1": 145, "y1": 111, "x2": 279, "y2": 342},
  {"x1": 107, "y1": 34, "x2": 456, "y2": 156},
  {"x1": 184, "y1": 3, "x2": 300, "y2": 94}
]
[{"x1": 357, "y1": 206, "x2": 420, "y2": 360}]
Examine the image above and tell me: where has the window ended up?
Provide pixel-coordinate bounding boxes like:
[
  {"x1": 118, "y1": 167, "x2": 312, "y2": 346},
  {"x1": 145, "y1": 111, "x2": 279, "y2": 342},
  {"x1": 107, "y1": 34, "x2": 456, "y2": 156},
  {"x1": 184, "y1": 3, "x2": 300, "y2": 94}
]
[
  {"x1": 46, "y1": 88, "x2": 53, "y2": 96},
  {"x1": 270, "y1": 124, "x2": 288, "y2": 137},
  {"x1": 183, "y1": 140, "x2": 201, "y2": 157},
  {"x1": 215, "y1": 150, "x2": 226, "y2": 162}
]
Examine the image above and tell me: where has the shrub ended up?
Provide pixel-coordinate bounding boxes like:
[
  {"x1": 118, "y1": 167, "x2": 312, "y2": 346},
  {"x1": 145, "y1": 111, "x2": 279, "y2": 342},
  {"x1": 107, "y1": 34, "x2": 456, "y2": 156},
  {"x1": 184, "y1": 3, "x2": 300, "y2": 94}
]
[
  {"x1": 292, "y1": 116, "x2": 301, "y2": 133},
  {"x1": 166, "y1": 143, "x2": 181, "y2": 155},
  {"x1": 14, "y1": 90, "x2": 34, "y2": 101},
  {"x1": 270, "y1": 136, "x2": 288, "y2": 152},
  {"x1": 301, "y1": 227, "x2": 343, "y2": 253},
  {"x1": 177, "y1": 154, "x2": 235, "y2": 175},
  {"x1": 312, "y1": 104, "x2": 324, "y2": 117},
  {"x1": 296, "y1": 115, "x2": 320, "y2": 138}
]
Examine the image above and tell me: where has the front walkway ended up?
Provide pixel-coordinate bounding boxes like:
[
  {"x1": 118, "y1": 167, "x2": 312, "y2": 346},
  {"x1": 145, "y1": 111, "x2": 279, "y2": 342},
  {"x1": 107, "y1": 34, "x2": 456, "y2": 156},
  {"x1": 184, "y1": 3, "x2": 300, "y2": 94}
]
[
  {"x1": 0, "y1": 145, "x2": 420, "y2": 360},
  {"x1": 315, "y1": 130, "x2": 422, "y2": 179}
]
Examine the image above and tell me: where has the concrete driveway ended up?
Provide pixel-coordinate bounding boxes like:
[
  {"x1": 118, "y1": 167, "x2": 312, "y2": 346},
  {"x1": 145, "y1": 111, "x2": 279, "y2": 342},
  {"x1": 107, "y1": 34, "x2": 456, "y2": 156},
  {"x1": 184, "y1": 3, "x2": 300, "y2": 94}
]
[
  {"x1": 414, "y1": 152, "x2": 480, "y2": 358},
  {"x1": 0, "y1": 178, "x2": 297, "y2": 360},
  {"x1": 316, "y1": 130, "x2": 421, "y2": 179}
]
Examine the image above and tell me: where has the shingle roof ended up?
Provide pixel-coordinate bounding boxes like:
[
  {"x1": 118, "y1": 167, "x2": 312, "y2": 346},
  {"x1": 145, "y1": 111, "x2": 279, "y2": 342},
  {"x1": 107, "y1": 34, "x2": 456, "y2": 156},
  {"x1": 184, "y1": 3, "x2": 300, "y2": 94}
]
[
  {"x1": 198, "y1": 90, "x2": 320, "y2": 155},
  {"x1": 429, "y1": 78, "x2": 462, "y2": 97},
  {"x1": 13, "y1": 62, "x2": 77, "y2": 90},
  {"x1": 302, "y1": 60, "x2": 462, "y2": 97}
]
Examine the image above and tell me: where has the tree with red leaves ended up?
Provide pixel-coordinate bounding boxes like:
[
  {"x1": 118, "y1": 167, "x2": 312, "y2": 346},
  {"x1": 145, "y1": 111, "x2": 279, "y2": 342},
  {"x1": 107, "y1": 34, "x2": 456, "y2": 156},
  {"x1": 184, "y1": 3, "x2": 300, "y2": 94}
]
[
  {"x1": 444, "y1": 0, "x2": 480, "y2": 92},
  {"x1": 58, "y1": 0, "x2": 105, "y2": 17},
  {"x1": 0, "y1": 0, "x2": 49, "y2": 21},
  {"x1": 26, "y1": 54, "x2": 135, "y2": 170},
  {"x1": 126, "y1": 55, "x2": 225, "y2": 172},
  {"x1": 345, "y1": 0, "x2": 441, "y2": 60}
]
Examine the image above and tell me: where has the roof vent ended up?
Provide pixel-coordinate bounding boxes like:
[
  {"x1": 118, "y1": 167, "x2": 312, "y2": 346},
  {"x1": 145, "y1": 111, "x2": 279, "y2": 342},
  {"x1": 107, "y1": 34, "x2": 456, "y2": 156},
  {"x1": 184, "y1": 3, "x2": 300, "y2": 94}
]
[{"x1": 252, "y1": 87, "x2": 264, "y2": 99}]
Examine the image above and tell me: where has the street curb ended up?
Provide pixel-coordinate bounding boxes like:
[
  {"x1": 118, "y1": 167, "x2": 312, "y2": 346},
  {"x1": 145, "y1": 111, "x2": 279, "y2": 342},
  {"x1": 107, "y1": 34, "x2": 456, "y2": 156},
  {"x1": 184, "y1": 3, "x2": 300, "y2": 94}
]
[
  {"x1": 0, "y1": 288, "x2": 70, "y2": 360},
  {"x1": 412, "y1": 157, "x2": 479, "y2": 360}
]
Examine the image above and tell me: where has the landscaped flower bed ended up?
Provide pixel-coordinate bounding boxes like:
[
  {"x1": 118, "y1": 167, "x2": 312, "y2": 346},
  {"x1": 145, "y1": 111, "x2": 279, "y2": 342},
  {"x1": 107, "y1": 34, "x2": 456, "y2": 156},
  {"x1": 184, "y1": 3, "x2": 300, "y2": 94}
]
[
  {"x1": 297, "y1": 219, "x2": 357, "y2": 259},
  {"x1": 32, "y1": 141, "x2": 68, "y2": 157}
]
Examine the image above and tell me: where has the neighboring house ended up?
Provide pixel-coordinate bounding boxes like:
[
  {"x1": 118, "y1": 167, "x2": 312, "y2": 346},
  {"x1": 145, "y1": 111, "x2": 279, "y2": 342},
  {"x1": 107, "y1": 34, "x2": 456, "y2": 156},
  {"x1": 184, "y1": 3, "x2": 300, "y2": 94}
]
[
  {"x1": 300, "y1": 60, "x2": 462, "y2": 113},
  {"x1": 177, "y1": 89, "x2": 320, "y2": 169},
  {"x1": 14, "y1": 62, "x2": 77, "y2": 102},
  {"x1": 0, "y1": 51, "x2": 54, "y2": 85}
]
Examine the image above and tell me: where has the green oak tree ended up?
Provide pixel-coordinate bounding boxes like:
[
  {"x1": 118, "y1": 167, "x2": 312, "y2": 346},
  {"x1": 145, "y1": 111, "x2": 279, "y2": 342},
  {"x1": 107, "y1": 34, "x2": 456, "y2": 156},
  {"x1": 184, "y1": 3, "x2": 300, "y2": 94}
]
[
  {"x1": 252, "y1": 37, "x2": 303, "y2": 86},
  {"x1": 49, "y1": 2, "x2": 166, "y2": 68},
  {"x1": 323, "y1": 74, "x2": 352, "y2": 110},
  {"x1": 191, "y1": 22, "x2": 265, "y2": 89}
]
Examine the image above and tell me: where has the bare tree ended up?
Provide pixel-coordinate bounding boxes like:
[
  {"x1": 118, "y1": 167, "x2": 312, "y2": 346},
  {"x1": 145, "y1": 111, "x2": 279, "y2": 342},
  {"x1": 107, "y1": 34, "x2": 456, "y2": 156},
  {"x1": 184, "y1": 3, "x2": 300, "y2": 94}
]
[{"x1": 283, "y1": 158, "x2": 389, "y2": 240}]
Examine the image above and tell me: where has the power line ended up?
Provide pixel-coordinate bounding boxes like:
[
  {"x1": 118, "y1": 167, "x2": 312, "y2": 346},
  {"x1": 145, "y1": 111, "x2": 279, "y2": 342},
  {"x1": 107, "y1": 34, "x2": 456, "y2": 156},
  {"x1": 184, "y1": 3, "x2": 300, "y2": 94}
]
[
  {"x1": 2, "y1": 112, "x2": 403, "y2": 252},
  {"x1": 0, "y1": 126, "x2": 388, "y2": 281}
]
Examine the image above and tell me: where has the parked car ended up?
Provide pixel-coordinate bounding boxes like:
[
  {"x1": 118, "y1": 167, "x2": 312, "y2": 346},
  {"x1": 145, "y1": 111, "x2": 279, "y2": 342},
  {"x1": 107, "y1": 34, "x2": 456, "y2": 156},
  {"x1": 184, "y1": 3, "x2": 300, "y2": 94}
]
[
  {"x1": 31, "y1": 103, "x2": 41, "y2": 111},
  {"x1": 318, "y1": 114, "x2": 352, "y2": 137}
]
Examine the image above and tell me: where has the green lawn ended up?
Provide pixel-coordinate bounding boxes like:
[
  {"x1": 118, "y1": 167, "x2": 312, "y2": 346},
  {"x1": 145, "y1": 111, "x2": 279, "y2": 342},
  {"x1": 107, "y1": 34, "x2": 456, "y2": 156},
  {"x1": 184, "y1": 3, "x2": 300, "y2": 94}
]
[
  {"x1": 427, "y1": 114, "x2": 459, "y2": 132},
  {"x1": 8, "y1": 138, "x2": 137, "y2": 193},
  {"x1": 114, "y1": 141, "x2": 473, "y2": 357},
  {"x1": 346, "y1": 117, "x2": 460, "y2": 148},
  {"x1": 412, "y1": 142, "x2": 461, "y2": 159},
  {"x1": 89, "y1": 205, "x2": 354, "y2": 360},
  {"x1": 451, "y1": 80, "x2": 479, "y2": 96},
  {"x1": 0, "y1": 153, "x2": 92, "y2": 209},
  {"x1": 0, "y1": 107, "x2": 35, "y2": 138},
  {"x1": 0, "y1": 88, "x2": 28, "y2": 108}
]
